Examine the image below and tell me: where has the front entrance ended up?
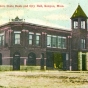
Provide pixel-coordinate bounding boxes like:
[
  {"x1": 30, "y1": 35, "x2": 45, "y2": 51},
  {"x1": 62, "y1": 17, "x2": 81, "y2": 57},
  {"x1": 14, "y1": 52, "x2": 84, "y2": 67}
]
[
  {"x1": 28, "y1": 52, "x2": 36, "y2": 66},
  {"x1": 46, "y1": 52, "x2": 54, "y2": 69},
  {"x1": 40, "y1": 53, "x2": 44, "y2": 70},
  {"x1": 0, "y1": 53, "x2": 2, "y2": 65},
  {"x1": 13, "y1": 52, "x2": 20, "y2": 70},
  {"x1": 82, "y1": 55, "x2": 86, "y2": 71},
  {"x1": 78, "y1": 52, "x2": 87, "y2": 71},
  {"x1": 46, "y1": 52, "x2": 68, "y2": 70}
]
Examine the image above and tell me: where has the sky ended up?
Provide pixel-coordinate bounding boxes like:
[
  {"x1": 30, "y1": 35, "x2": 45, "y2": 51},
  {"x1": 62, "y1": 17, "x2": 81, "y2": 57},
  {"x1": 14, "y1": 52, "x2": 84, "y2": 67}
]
[{"x1": 0, "y1": 0, "x2": 88, "y2": 30}]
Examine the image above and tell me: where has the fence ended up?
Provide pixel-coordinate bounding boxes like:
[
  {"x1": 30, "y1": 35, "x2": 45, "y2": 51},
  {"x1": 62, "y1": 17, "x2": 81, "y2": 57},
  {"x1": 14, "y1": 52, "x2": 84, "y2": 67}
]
[{"x1": 0, "y1": 57, "x2": 46, "y2": 71}]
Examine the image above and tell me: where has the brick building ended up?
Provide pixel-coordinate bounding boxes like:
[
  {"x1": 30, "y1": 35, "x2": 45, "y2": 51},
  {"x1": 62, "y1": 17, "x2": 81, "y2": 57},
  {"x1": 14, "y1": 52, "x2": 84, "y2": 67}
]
[{"x1": 0, "y1": 5, "x2": 88, "y2": 71}]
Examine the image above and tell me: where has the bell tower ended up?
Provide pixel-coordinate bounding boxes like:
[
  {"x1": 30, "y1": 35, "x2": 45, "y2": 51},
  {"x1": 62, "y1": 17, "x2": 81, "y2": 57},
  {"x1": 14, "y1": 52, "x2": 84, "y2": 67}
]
[
  {"x1": 70, "y1": 5, "x2": 88, "y2": 71},
  {"x1": 71, "y1": 5, "x2": 87, "y2": 50},
  {"x1": 71, "y1": 5, "x2": 87, "y2": 30}
]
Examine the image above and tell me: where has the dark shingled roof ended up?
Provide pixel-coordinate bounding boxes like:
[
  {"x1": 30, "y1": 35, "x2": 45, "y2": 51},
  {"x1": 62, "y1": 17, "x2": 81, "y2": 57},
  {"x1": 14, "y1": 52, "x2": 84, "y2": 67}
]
[{"x1": 71, "y1": 5, "x2": 87, "y2": 19}]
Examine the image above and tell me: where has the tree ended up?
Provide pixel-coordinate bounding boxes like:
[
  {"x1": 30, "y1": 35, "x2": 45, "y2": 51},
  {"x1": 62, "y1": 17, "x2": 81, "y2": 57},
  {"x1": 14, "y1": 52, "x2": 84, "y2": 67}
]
[{"x1": 53, "y1": 52, "x2": 63, "y2": 69}]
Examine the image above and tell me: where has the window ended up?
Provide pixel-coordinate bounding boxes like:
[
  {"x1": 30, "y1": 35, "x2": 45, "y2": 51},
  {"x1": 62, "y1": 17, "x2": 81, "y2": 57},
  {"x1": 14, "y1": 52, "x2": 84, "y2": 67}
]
[
  {"x1": 29, "y1": 32, "x2": 34, "y2": 45},
  {"x1": 35, "y1": 33, "x2": 41, "y2": 46},
  {"x1": 62, "y1": 37, "x2": 66, "y2": 49},
  {"x1": 15, "y1": 34, "x2": 20, "y2": 44},
  {"x1": 47, "y1": 35, "x2": 51, "y2": 47},
  {"x1": 66, "y1": 53, "x2": 69, "y2": 60},
  {"x1": 58, "y1": 36, "x2": 66, "y2": 49},
  {"x1": 47, "y1": 35, "x2": 66, "y2": 49},
  {"x1": 0, "y1": 35, "x2": 4, "y2": 46},
  {"x1": 14, "y1": 31, "x2": 21, "y2": 44},
  {"x1": 52, "y1": 36, "x2": 57, "y2": 47},
  {"x1": 74, "y1": 20, "x2": 78, "y2": 29},
  {"x1": 81, "y1": 21, "x2": 85, "y2": 29},
  {"x1": 58, "y1": 36, "x2": 62, "y2": 48},
  {"x1": 81, "y1": 39, "x2": 85, "y2": 49},
  {"x1": 2, "y1": 35, "x2": 4, "y2": 46}
]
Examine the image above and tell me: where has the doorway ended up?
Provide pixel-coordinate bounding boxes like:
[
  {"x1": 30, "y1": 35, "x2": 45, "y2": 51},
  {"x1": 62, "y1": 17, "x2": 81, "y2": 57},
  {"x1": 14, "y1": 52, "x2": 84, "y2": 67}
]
[
  {"x1": 82, "y1": 55, "x2": 86, "y2": 71},
  {"x1": 78, "y1": 52, "x2": 87, "y2": 71},
  {"x1": 13, "y1": 52, "x2": 20, "y2": 70},
  {"x1": 28, "y1": 52, "x2": 36, "y2": 66},
  {"x1": 53, "y1": 52, "x2": 63, "y2": 70},
  {"x1": 0, "y1": 53, "x2": 2, "y2": 65}
]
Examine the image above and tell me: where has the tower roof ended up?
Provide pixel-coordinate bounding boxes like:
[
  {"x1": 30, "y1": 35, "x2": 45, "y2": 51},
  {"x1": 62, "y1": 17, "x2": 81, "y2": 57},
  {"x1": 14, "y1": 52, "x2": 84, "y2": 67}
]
[{"x1": 71, "y1": 5, "x2": 87, "y2": 19}]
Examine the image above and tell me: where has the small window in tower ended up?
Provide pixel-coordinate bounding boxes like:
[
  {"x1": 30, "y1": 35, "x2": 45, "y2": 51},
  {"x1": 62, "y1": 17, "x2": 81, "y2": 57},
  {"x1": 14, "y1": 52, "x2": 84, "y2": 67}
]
[
  {"x1": 74, "y1": 21, "x2": 78, "y2": 29},
  {"x1": 81, "y1": 39, "x2": 85, "y2": 49},
  {"x1": 81, "y1": 21, "x2": 85, "y2": 29}
]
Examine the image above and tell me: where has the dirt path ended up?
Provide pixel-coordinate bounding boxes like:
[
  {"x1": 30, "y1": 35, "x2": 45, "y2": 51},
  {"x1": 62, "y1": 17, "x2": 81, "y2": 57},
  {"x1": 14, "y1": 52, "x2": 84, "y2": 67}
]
[{"x1": 0, "y1": 71, "x2": 88, "y2": 88}]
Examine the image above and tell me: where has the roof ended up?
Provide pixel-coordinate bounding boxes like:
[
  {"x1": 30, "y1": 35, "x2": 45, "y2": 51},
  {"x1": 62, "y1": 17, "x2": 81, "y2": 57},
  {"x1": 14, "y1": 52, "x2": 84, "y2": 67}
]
[
  {"x1": 71, "y1": 5, "x2": 87, "y2": 19},
  {"x1": 0, "y1": 21, "x2": 71, "y2": 34}
]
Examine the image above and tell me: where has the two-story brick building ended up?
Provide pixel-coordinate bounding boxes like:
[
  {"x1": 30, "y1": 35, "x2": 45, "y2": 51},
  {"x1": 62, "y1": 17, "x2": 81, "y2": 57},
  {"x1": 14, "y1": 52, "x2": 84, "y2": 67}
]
[{"x1": 0, "y1": 5, "x2": 88, "y2": 71}]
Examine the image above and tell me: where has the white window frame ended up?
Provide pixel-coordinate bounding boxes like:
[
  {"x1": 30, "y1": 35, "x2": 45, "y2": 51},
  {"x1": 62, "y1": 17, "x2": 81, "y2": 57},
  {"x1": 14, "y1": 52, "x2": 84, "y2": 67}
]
[
  {"x1": 74, "y1": 21, "x2": 78, "y2": 29},
  {"x1": 58, "y1": 36, "x2": 66, "y2": 49},
  {"x1": 0, "y1": 33, "x2": 4, "y2": 46},
  {"x1": 62, "y1": 37, "x2": 66, "y2": 49},
  {"x1": 58, "y1": 36, "x2": 62, "y2": 48},
  {"x1": 14, "y1": 31, "x2": 21, "y2": 44},
  {"x1": 29, "y1": 32, "x2": 34, "y2": 45},
  {"x1": 81, "y1": 21, "x2": 85, "y2": 29},
  {"x1": 47, "y1": 35, "x2": 51, "y2": 47},
  {"x1": 51, "y1": 35, "x2": 57, "y2": 48},
  {"x1": 35, "y1": 33, "x2": 41, "y2": 46}
]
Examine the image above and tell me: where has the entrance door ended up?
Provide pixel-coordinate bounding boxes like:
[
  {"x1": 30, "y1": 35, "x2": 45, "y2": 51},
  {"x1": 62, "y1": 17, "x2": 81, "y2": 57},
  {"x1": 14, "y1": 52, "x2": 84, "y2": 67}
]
[
  {"x1": 46, "y1": 52, "x2": 54, "y2": 69},
  {"x1": 28, "y1": 52, "x2": 36, "y2": 66},
  {"x1": 62, "y1": 53, "x2": 67, "y2": 70},
  {"x1": 40, "y1": 53, "x2": 44, "y2": 70},
  {"x1": 0, "y1": 53, "x2": 2, "y2": 65},
  {"x1": 82, "y1": 55, "x2": 86, "y2": 71},
  {"x1": 78, "y1": 52, "x2": 87, "y2": 71},
  {"x1": 13, "y1": 52, "x2": 20, "y2": 70}
]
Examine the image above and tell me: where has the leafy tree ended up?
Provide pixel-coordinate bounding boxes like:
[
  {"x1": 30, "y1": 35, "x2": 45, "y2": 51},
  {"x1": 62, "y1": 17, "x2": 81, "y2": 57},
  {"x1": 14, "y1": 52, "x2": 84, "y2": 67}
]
[{"x1": 53, "y1": 52, "x2": 63, "y2": 69}]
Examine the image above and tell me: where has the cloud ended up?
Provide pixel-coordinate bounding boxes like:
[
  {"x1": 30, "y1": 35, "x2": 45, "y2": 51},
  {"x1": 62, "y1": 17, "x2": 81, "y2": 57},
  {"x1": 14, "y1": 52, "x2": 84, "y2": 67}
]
[
  {"x1": 0, "y1": 19, "x2": 8, "y2": 26},
  {"x1": 44, "y1": 14, "x2": 70, "y2": 21},
  {"x1": 0, "y1": 10, "x2": 24, "y2": 19},
  {"x1": 0, "y1": 1, "x2": 7, "y2": 5},
  {"x1": 26, "y1": 18, "x2": 71, "y2": 30}
]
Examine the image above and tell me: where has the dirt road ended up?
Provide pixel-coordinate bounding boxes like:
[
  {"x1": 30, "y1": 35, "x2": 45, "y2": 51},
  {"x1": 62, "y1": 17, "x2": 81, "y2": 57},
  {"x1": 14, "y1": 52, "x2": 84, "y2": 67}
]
[{"x1": 0, "y1": 71, "x2": 88, "y2": 88}]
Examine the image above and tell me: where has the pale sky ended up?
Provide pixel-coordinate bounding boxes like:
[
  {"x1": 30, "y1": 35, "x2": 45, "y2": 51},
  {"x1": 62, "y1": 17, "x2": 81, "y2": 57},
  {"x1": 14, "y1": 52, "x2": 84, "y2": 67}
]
[{"x1": 0, "y1": 0, "x2": 88, "y2": 30}]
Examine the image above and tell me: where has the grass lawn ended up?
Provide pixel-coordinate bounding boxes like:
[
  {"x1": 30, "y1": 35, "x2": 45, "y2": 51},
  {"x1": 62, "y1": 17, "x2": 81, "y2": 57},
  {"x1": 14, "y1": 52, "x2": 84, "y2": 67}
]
[{"x1": 0, "y1": 71, "x2": 88, "y2": 88}]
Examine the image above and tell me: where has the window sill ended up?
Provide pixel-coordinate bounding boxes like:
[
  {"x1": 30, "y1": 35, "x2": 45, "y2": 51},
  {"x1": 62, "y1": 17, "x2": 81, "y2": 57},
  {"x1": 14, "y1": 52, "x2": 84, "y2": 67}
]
[
  {"x1": 12, "y1": 44, "x2": 22, "y2": 47},
  {"x1": 81, "y1": 48, "x2": 86, "y2": 50},
  {"x1": 47, "y1": 47, "x2": 66, "y2": 49},
  {"x1": 14, "y1": 44, "x2": 21, "y2": 45}
]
